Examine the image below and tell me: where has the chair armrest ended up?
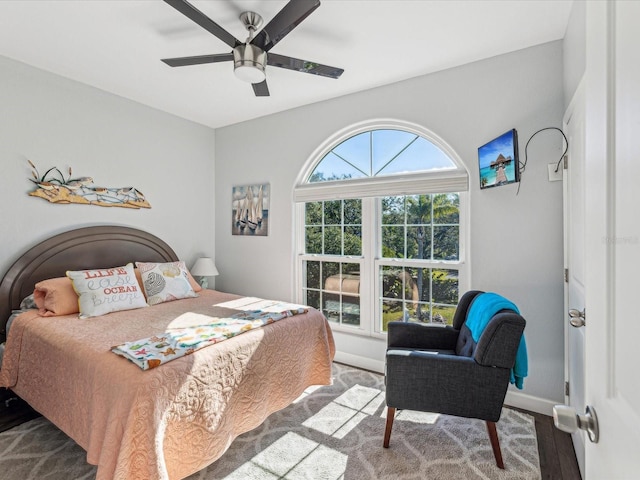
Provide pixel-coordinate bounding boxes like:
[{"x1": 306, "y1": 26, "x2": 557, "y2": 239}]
[
  {"x1": 387, "y1": 321, "x2": 459, "y2": 350},
  {"x1": 474, "y1": 312, "x2": 525, "y2": 368},
  {"x1": 385, "y1": 350, "x2": 509, "y2": 421}
]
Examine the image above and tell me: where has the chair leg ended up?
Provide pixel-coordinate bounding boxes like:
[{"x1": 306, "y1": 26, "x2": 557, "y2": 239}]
[
  {"x1": 383, "y1": 407, "x2": 396, "y2": 448},
  {"x1": 486, "y1": 421, "x2": 505, "y2": 469}
]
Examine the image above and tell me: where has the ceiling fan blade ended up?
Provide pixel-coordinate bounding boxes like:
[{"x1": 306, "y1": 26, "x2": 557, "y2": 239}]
[
  {"x1": 162, "y1": 53, "x2": 234, "y2": 67},
  {"x1": 163, "y1": 0, "x2": 241, "y2": 49},
  {"x1": 252, "y1": 80, "x2": 270, "y2": 97},
  {"x1": 251, "y1": 0, "x2": 320, "y2": 52},
  {"x1": 267, "y1": 53, "x2": 344, "y2": 79}
]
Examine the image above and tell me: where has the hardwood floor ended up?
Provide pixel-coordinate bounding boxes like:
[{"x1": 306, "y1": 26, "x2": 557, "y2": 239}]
[
  {"x1": 512, "y1": 407, "x2": 582, "y2": 480},
  {"x1": 0, "y1": 388, "x2": 582, "y2": 479}
]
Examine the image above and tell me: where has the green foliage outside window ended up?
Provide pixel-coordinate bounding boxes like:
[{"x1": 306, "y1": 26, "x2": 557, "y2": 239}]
[
  {"x1": 382, "y1": 194, "x2": 459, "y2": 260},
  {"x1": 305, "y1": 200, "x2": 362, "y2": 256},
  {"x1": 380, "y1": 193, "x2": 460, "y2": 330}
]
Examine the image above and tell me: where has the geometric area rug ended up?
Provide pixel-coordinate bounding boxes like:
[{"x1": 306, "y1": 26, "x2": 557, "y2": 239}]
[{"x1": 0, "y1": 363, "x2": 541, "y2": 480}]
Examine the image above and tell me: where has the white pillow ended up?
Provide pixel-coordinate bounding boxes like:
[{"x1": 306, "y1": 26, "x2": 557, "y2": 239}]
[
  {"x1": 135, "y1": 261, "x2": 198, "y2": 306},
  {"x1": 66, "y1": 263, "x2": 147, "y2": 318}
]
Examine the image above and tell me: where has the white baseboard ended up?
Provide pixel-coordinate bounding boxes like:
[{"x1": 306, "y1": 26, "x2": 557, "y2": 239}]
[
  {"x1": 334, "y1": 351, "x2": 558, "y2": 418},
  {"x1": 505, "y1": 390, "x2": 558, "y2": 417},
  {"x1": 333, "y1": 351, "x2": 385, "y2": 374}
]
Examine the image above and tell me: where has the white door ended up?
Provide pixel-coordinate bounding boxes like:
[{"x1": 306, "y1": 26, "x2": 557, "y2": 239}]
[
  {"x1": 563, "y1": 79, "x2": 586, "y2": 477},
  {"x1": 581, "y1": 1, "x2": 640, "y2": 477}
]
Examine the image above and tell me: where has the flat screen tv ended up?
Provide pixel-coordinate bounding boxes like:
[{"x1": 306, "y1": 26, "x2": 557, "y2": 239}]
[{"x1": 478, "y1": 129, "x2": 520, "y2": 189}]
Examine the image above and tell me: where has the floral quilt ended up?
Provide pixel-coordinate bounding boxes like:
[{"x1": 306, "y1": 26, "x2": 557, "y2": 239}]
[{"x1": 112, "y1": 298, "x2": 307, "y2": 370}]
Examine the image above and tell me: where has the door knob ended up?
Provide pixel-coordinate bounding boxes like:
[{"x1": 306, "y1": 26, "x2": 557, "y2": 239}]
[
  {"x1": 553, "y1": 404, "x2": 599, "y2": 443},
  {"x1": 568, "y1": 308, "x2": 586, "y2": 327}
]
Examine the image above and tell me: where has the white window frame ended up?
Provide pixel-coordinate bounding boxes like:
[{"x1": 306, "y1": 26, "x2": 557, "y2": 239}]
[{"x1": 294, "y1": 119, "x2": 469, "y2": 338}]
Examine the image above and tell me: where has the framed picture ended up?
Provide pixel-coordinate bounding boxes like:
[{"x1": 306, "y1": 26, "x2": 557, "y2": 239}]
[
  {"x1": 232, "y1": 183, "x2": 269, "y2": 236},
  {"x1": 478, "y1": 129, "x2": 520, "y2": 189}
]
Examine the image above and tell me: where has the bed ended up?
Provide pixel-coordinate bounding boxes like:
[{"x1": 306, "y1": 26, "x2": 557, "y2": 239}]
[{"x1": 0, "y1": 225, "x2": 335, "y2": 479}]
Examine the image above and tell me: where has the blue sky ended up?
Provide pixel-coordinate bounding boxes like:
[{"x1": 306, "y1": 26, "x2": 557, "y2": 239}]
[
  {"x1": 478, "y1": 130, "x2": 516, "y2": 169},
  {"x1": 312, "y1": 129, "x2": 456, "y2": 180}
]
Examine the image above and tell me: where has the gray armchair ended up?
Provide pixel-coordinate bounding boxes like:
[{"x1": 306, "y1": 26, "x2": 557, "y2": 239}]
[{"x1": 383, "y1": 290, "x2": 526, "y2": 469}]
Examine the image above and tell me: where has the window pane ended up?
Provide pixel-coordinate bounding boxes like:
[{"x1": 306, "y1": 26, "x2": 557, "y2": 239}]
[
  {"x1": 324, "y1": 200, "x2": 342, "y2": 225},
  {"x1": 305, "y1": 226, "x2": 322, "y2": 254},
  {"x1": 433, "y1": 304, "x2": 456, "y2": 325},
  {"x1": 324, "y1": 226, "x2": 342, "y2": 255},
  {"x1": 344, "y1": 199, "x2": 362, "y2": 224},
  {"x1": 382, "y1": 299, "x2": 404, "y2": 331},
  {"x1": 306, "y1": 289, "x2": 320, "y2": 310},
  {"x1": 322, "y1": 291, "x2": 340, "y2": 323},
  {"x1": 343, "y1": 263, "x2": 360, "y2": 276},
  {"x1": 381, "y1": 265, "x2": 403, "y2": 299},
  {"x1": 341, "y1": 263, "x2": 361, "y2": 327},
  {"x1": 382, "y1": 226, "x2": 405, "y2": 258},
  {"x1": 405, "y1": 302, "x2": 431, "y2": 323},
  {"x1": 433, "y1": 194, "x2": 460, "y2": 224},
  {"x1": 406, "y1": 267, "x2": 430, "y2": 303},
  {"x1": 433, "y1": 225, "x2": 459, "y2": 260},
  {"x1": 305, "y1": 202, "x2": 322, "y2": 224},
  {"x1": 322, "y1": 261, "x2": 341, "y2": 323},
  {"x1": 322, "y1": 262, "x2": 341, "y2": 291},
  {"x1": 378, "y1": 136, "x2": 457, "y2": 175},
  {"x1": 341, "y1": 296, "x2": 360, "y2": 326},
  {"x1": 338, "y1": 264, "x2": 361, "y2": 328},
  {"x1": 311, "y1": 261, "x2": 361, "y2": 327},
  {"x1": 381, "y1": 196, "x2": 405, "y2": 225},
  {"x1": 372, "y1": 130, "x2": 418, "y2": 175},
  {"x1": 331, "y1": 132, "x2": 371, "y2": 176},
  {"x1": 406, "y1": 194, "x2": 432, "y2": 224},
  {"x1": 344, "y1": 226, "x2": 362, "y2": 255},
  {"x1": 306, "y1": 261, "x2": 320, "y2": 289},
  {"x1": 400, "y1": 269, "x2": 415, "y2": 302},
  {"x1": 407, "y1": 226, "x2": 432, "y2": 260},
  {"x1": 431, "y1": 269, "x2": 459, "y2": 305},
  {"x1": 309, "y1": 152, "x2": 365, "y2": 183}
]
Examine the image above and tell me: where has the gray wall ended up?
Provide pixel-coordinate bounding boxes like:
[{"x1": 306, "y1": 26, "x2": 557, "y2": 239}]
[
  {"x1": 563, "y1": 0, "x2": 586, "y2": 107},
  {"x1": 0, "y1": 56, "x2": 216, "y2": 277},
  {"x1": 215, "y1": 41, "x2": 566, "y2": 403}
]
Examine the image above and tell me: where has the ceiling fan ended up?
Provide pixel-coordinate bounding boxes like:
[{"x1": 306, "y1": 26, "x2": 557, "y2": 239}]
[{"x1": 161, "y1": 0, "x2": 344, "y2": 97}]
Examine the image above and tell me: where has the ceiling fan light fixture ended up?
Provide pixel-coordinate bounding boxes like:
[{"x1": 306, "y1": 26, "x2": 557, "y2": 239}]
[
  {"x1": 233, "y1": 44, "x2": 267, "y2": 83},
  {"x1": 162, "y1": 1, "x2": 343, "y2": 96}
]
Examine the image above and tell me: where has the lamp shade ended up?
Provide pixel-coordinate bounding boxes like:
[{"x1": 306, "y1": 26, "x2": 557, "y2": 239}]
[{"x1": 190, "y1": 257, "x2": 219, "y2": 277}]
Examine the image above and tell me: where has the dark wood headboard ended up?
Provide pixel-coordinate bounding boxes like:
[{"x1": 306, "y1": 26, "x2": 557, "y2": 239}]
[{"x1": 0, "y1": 226, "x2": 179, "y2": 343}]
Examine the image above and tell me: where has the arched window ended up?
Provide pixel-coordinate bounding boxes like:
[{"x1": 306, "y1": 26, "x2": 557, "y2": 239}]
[
  {"x1": 309, "y1": 129, "x2": 458, "y2": 183},
  {"x1": 295, "y1": 120, "x2": 468, "y2": 338}
]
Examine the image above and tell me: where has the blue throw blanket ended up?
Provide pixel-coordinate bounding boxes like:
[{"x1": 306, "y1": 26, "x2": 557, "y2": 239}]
[{"x1": 465, "y1": 292, "x2": 528, "y2": 389}]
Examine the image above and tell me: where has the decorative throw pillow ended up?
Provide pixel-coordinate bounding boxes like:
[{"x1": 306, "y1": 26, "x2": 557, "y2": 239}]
[
  {"x1": 34, "y1": 276, "x2": 80, "y2": 316},
  {"x1": 66, "y1": 263, "x2": 147, "y2": 318},
  {"x1": 135, "y1": 261, "x2": 198, "y2": 306},
  {"x1": 134, "y1": 267, "x2": 201, "y2": 298}
]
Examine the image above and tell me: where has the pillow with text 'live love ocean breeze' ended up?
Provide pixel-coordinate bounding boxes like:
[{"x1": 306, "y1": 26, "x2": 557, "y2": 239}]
[
  {"x1": 66, "y1": 263, "x2": 147, "y2": 319},
  {"x1": 135, "y1": 261, "x2": 198, "y2": 306}
]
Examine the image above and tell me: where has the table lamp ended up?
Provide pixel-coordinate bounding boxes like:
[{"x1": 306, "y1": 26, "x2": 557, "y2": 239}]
[{"x1": 190, "y1": 257, "x2": 219, "y2": 289}]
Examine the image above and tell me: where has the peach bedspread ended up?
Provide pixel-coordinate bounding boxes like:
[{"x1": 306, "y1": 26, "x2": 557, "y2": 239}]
[{"x1": 0, "y1": 290, "x2": 335, "y2": 479}]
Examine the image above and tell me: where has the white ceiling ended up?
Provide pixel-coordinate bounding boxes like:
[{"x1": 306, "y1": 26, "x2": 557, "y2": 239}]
[{"x1": 0, "y1": 0, "x2": 573, "y2": 129}]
